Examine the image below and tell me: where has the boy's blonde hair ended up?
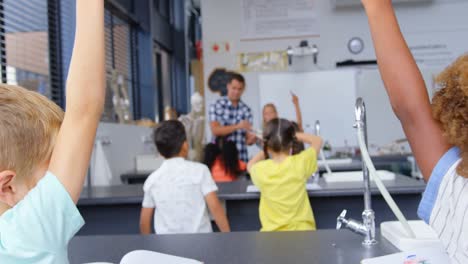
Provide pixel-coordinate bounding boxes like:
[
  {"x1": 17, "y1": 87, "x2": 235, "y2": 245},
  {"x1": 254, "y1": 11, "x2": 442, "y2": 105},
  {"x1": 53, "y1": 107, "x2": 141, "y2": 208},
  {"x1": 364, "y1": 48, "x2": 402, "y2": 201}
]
[
  {"x1": 0, "y1": 84, "x2": 64, "y2": 181},
  {"x1": 432, "y1": 54, "x2": 468, "y2": 176}
]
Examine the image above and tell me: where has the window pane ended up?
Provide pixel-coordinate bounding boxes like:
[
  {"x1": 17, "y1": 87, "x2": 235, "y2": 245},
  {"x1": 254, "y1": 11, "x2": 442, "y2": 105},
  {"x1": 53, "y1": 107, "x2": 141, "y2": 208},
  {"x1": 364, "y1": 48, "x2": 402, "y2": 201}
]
[
  {"x1": 3, "y1": 0, "x2": 49, "y2": 97},
  {"x1": 102, "y1": 10, "x2": 135, "y2": 123}
]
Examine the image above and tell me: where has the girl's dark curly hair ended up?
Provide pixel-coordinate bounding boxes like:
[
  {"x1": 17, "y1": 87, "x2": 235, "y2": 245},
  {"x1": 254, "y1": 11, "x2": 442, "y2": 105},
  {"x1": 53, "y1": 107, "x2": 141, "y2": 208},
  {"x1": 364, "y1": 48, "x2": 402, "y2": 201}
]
[{"x1": 432, "y1": 54, "x2": 468, "y2": 176}]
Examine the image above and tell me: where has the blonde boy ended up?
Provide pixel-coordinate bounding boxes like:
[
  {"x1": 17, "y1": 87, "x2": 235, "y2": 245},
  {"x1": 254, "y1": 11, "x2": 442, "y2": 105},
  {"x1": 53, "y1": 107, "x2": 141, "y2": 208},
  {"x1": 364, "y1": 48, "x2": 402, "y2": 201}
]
[{"x1": 0, "y1": 0, "x2": 105, "y2": 263}]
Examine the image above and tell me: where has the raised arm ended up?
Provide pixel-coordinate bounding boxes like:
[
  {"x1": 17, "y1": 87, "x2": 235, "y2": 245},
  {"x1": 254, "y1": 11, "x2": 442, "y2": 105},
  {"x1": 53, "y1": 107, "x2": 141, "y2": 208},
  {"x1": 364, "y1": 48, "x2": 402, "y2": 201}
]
[
  {"x1": 49, "y1": 0, "x2": 106, "y2": 203},
  {"x1": 362, "y1": 0, "x2": 451, "y2": 181},
  {"x1": 296, "y1": 132, "x2": 322, "y2": 154},
  {"x1": 247, "y1": 151, "x2": 266, "y2": 172},
  {"x1": 291, "y1": 92, "x2": 303, "y2": 131}
]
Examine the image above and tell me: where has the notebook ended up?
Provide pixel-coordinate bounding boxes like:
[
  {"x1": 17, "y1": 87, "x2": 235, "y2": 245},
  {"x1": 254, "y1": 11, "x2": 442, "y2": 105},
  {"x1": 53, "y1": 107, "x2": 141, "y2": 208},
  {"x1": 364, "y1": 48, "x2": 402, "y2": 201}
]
[{"x1": 85, "y1": 250, "x2": 203, "y2": 264}]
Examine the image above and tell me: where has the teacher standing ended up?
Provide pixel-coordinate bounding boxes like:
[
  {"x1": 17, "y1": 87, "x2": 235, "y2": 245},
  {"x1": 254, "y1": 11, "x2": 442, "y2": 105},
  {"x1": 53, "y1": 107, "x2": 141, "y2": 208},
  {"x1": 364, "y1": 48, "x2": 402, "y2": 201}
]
[{"x1": 209, "y1": 73, "x2": 256, "y2": 163}]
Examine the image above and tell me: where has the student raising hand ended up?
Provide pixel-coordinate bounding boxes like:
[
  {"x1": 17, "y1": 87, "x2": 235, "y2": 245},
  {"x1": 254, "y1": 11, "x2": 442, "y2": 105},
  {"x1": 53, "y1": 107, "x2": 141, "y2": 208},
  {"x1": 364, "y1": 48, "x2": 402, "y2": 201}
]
[
  {"x1": 362, "y1": 0, "x2": 468, "y2": 263},
  {"x1": 0, "y1": 1, "x2": 105, "y2": 263},
  {"x1": 361, "y1": 0, "x2": 451, "y2": 180},
  {"x1": 290, "y1": 91, "x2": 303, "y2": 132}
]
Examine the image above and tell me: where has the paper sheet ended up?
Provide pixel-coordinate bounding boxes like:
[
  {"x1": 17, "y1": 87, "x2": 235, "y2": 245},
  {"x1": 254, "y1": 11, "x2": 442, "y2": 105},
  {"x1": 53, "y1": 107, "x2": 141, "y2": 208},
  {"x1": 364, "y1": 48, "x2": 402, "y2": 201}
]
[
  {"x1": 120, "y1": 250, "x2": 203, "y2": 264},
  {"x1": 361, "y1": 247, "x2": 450, "y2": 264}
]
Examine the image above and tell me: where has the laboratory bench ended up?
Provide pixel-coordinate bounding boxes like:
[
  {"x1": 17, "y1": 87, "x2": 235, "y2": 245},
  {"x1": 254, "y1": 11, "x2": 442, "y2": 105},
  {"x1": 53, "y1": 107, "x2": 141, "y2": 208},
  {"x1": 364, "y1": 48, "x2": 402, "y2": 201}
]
[
  {"x1": 68, "y1": 229, "x2": 399, "y2": 264},
  {"x1": 120, "y1": 154, "x2": 413, "y2": 184},
  {"x1": 77, "y1": 174, "x2": 425, "y2": 235}
]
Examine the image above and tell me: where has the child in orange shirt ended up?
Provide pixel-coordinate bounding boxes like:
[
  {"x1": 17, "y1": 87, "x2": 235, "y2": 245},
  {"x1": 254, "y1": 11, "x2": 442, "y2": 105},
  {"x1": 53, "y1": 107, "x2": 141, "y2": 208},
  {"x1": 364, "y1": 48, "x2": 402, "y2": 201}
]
[{"x1": 204, "y1": 137, "x2": 246, "y2": 182}]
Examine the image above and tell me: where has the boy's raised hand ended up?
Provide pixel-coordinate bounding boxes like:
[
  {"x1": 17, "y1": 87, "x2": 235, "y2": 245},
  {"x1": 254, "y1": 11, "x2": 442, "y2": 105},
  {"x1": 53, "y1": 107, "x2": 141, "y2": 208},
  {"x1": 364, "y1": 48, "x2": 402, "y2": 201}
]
[{"x1": 49, "y1": 0, "x2": 105, "y2": 203}]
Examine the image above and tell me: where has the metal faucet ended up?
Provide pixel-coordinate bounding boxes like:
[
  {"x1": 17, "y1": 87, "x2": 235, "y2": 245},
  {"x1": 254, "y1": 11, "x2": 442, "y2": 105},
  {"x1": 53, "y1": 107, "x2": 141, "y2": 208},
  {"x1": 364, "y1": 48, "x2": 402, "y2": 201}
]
[
  {"x1": 314, "y1": 120, "x2": 321, "y2": 136},
  {"x1": 336, "y1": 98, "x2": 377, "y2": 246},
  {"x1": 312, "y1": 120, "x2": 321, "y2": 182}
]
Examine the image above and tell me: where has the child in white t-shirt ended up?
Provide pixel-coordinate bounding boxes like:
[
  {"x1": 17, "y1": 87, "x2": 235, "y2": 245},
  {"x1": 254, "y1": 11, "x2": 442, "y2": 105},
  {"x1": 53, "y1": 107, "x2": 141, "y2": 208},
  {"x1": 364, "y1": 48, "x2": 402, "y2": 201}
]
[{"x1": 139, "y1": 120, "x2": 230, "y2": 234}]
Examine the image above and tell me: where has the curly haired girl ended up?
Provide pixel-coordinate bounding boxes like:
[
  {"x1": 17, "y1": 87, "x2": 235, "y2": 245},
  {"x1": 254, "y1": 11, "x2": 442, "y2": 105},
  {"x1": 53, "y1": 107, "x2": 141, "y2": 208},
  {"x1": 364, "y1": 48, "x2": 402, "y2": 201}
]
[{"x1": 362, "y1": 0, "x2": 467, "y2": 262}]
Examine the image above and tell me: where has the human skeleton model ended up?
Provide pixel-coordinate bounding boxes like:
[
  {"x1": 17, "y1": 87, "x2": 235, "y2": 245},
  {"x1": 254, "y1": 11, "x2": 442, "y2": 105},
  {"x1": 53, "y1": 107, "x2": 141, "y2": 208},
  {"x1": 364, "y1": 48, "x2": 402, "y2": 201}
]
[
  {"x1": 179, "y1": 92, "x2": 205, "y2": 162},
  {"x1": 110, "y1": 70, "x2": 131, "y2": 123}
]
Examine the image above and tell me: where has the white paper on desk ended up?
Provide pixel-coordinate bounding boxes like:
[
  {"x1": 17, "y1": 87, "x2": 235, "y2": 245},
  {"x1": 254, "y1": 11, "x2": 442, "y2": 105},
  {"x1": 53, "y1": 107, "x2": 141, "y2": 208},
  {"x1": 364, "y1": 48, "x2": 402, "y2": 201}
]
[
  {"x1": 84, "y1": 262, "x2": 114, "y2": 264},
  {"x1": 361, "y1": 246, "x2": 450, "y2": 264},
  {"x1": 246, "y1": 185, "x2": 260, "y2": 192},
  {"x1": 246, "y1": 183, "x2": 321, "y2": 193},
  {"x1": 120, "y1": 250, "x2": 203, "y2": 264}
]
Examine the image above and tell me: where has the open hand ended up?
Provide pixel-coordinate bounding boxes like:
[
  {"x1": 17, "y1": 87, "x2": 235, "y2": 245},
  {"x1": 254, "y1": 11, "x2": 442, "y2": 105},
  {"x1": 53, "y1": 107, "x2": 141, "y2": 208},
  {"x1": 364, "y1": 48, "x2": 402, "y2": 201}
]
[{"x1": 291, "y1": 92, "x2": 299, "y2": 106}]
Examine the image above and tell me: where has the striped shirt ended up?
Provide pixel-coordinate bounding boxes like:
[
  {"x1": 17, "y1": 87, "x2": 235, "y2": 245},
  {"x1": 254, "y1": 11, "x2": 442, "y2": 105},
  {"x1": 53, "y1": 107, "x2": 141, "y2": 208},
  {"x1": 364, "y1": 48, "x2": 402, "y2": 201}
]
[{"x1": 418, "y1": 147, "x2": 468, "y2": 264}]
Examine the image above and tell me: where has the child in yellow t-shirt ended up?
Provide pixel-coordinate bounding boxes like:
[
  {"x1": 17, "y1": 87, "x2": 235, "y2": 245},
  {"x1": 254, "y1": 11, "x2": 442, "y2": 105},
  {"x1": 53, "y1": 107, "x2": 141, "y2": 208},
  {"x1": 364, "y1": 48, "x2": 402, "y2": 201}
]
[{"x1": 248, "y1": 118, "x2": 323, "y2": 231}]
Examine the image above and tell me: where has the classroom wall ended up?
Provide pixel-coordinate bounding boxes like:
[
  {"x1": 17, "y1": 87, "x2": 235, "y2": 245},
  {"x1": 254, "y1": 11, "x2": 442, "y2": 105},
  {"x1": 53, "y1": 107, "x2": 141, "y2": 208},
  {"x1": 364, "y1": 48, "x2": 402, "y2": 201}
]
[
  {"x1": 201, "y1": 0, "x2": 468, "y2": 150},
  {"x1": 90, "y1": 123, "x2": 155, "y2": 186}
]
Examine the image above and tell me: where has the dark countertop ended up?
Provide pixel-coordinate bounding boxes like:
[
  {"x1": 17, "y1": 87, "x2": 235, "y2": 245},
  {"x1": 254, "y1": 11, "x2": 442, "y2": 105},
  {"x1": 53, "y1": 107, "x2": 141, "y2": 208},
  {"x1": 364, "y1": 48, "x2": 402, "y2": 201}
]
[
  {"x1": 78, "y1": 174, "x2": 426, "y2": 206},
  {"x1": 120, "y1": 155, "x2": 411, "y2": 183},
  {"x1": 218, "y1": 175, "x2": 425, "y2": 200},
  {"x1": 68, "y1": 230, "x2": 399, "y2": 264}
]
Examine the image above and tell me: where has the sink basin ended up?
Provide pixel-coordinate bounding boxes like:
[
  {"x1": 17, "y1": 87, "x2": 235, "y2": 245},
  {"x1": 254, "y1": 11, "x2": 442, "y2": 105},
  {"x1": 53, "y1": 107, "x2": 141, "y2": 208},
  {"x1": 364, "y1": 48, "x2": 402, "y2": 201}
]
[
  {"x1": 381, "y1": 220, "x2": 443, "y2": 251},
  {"x1": 246, "y1": 183, "x2": 321, "y2": 193},
  {"x1": 322, "y1": 170, "x2": 396, "y2": 183},
  {"x1": 317, "y1": 158, "x2": 352, "y2": 167}
]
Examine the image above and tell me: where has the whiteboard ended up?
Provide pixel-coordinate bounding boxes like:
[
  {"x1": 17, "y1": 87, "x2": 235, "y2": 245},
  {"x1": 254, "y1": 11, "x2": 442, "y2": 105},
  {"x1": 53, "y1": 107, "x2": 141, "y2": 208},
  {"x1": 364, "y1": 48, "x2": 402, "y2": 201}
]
[
  {"x1": 356, "y1": 69, "x2": 405, "y2": 149},
  {"x1": 259, "y1": 70, "x2": 357, "y2": 148},
  {"x1": 356, "y1": 68, "x2": 440, "y2": 149}
]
